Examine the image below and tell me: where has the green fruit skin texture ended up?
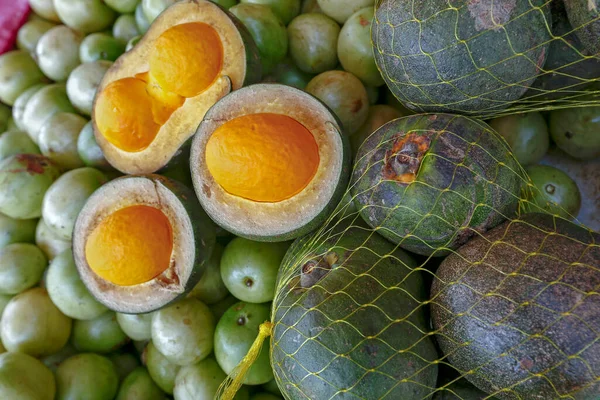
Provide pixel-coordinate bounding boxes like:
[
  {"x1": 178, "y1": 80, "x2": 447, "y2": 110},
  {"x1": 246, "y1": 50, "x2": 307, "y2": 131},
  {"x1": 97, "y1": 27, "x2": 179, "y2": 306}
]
[
  {"x1": 0, "y1": 352, "x2": 56, "y2": 400},
  {"x1": 549, "y1": 106, "x2": 600, "y2": 160},
  {"x1": 72, "y1": 311, "x2": 129, "y2": 353},
  {"x1": 431, "y1": 213, "x2": 600, "y2": 399},
  {"x1": 488, "y1": 112, "x2": 550, "y2": 166},
  {"x1": 79, "y1": 33, "x2": 126, "y2": 64},
  {"x1": 241, "y1": 0, "x2": 301, "y2": 25},
  {"x1": 56, "y1": 353, "x2": 119, "y2": 400},
  {"x1": 0, "y1": 104, "x2": 9, "y2": 133},
  {"x1": 116, "y1": 367, "x2": 165, "y2": 400},
  {"x1": 116, "y1": 312, "x2": 153, "y2": 341},
  {"x1": 0, "y1": 131, "x2": 41, "y2": 161},
  {"x1": 35, "y1": 26, "x2": 84, "y2": 82},
  {"x1": 272, "y1": 224, "x2": 438, "y2": 399},
  {"x1": 12, "y1": 84, "x2": 46, "y2": 132},
  {"x1": 174, "y1": 357, "x2": 249, "y2": 400},
  {"x1": 142, "y1": 0, "x2": 177, "y2": 22},
  {"x1": 110, "y1": 352, "x2": 141, "y2": 383},
  {"x1": 35, "y1": 218, "x2": 71, "y2": 261},
  {"x1": 0, "y1": 213, "x2": 37, "y2": 248},
  {"x1": 524, "y1": 164, "x2": 582, "y2": 219},
  {"x1": 352, "y1": 114, "x2": 525, "y2": 256},
  {"x1": 16, "y1": 19, "x2": 57, "y2": 53},
  {"x1": 213, "y1": 0, "x2": 240, "y2": 9},
  {"x1": 287, "y1": 13, "x2": 340, "y2": 74},
  {"x1": 270, "y1": 60, "x2": 315, "y2": 90},
  {"x1": 317, "y1": 0, "x2": 373, "y2": 23},
  {"x1": 210, "y1": 294, "x2": 239, "y2": 321},
  {"x1": 251, "y1": 393, "x2": 282, "y2": 400},
  {"x1": 220, "y1": 238, "x2": 289, "y2": 303},
  {"x1": 38, "y1": 112, "x2": 87, "y2": 171},
  {"x1": 112, "y1": 14, "x2": 141, "y2": 43},
  {"x1": 135, "y1": 3, "x2": 151, "y2": 33},
  {"x1": 0, "y1": 154, "x2": 61, "y2": 220},
  {"x1": 564, "y1": 0, "x2": 600, "y2": 54},
  {"x1": 187, "y1": 243, "x2": 230, "y2": 304},
  {"x1": 0, "y1": 50, "x2": 46, "y2": 106},
  {"x1": 372, "y1": 0, "x2": 551, "y2": 114},
  {"x1": 0, "y1": 243, "x2": 47, "y2": 295},
  {"x1": 433, "y1": 377, "x2": 499, "y2": 400},
  {"x1": 143, "y1": 341, "x2": 180, "y2": 394},
  {"x1": 77, "y1": 121, "x2": 112, "y2": 170},
  {"x1": 67, "y1": 61, "x2": 113, "y2": 117},
  {"x1": 41, "y1": 343, "x2": 78, "y2": 373},
  {"x1": 46, "y1": 249, "x2": 108, "y2": 320},
  {"x1": 214, "y1": 301, "x2": 274, "y2": 385},
  {"x1": 0, "y1": 287, "x2": 72, "y2": 357},
  {"x1": 53, "y1": 0, "x2": 117, "y2": 33},
  {"x1": 105, "y1": 0, "x2": 140, "y2": 14}
]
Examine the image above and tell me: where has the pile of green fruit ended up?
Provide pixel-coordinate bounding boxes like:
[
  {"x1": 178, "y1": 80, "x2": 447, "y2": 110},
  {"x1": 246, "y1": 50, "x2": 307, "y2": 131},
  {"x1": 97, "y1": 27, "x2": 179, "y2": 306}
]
[{"x1": 0, "y1": 0, "x2": 598, "y2": 400}]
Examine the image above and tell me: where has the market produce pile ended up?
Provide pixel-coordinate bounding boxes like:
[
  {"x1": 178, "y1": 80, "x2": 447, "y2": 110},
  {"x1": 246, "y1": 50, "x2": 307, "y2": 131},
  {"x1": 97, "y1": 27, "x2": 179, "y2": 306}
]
[{"x1": 0, "y1": 0, "x2": 598, "y2": 399}]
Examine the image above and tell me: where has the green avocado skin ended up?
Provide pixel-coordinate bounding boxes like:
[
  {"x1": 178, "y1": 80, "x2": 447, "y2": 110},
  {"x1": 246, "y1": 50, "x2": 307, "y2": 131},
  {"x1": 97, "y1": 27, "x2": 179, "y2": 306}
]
[
  {"x1": 272, "y1": 225, "x2": 439, "y2": 399},
  {"x1": 431, "y1": 213, "x2": 600, "y2": 400}
]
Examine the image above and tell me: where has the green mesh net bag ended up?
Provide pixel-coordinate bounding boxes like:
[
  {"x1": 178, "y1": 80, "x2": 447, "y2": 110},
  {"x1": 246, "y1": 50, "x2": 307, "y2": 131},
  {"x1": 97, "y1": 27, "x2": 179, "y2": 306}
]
[{"x1": 216, "y1": 111, "x2": 599, "y2": 400}]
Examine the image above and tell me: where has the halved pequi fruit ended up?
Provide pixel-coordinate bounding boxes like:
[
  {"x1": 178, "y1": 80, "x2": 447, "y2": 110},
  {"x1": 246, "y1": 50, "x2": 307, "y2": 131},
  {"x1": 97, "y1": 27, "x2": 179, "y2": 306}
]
[
  {"x1": 72, "y1": 174, "x2": 216, "y2": 313},
  {"x1": 92, "y1": 0, "x2": 261, "y2": 175},
  {"x1": 190, "y1": 83, "x2": 350, "y2": 242}
]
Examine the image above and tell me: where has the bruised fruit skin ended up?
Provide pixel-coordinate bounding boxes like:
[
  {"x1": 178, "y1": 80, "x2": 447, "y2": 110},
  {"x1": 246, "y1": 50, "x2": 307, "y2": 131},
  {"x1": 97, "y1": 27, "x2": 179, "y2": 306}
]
[
  {"x1": 0, "y1": 50, "x2": 46, "y2": 106},
  {"x1": 35, "y1": 26, "x2": 84, "y2": 82},
  {"x1": 0, "y1": 243, "x2": 47, "y2": 295},
  {"x1": 287, "y1": 13, "x2": 340, "y2": 74},
  {"x1": 352, "y1": 114, "x2": 525, "y2": 256},
  {"x1": 0, "y1": 352, "x2": 56, "y2": 400},
  {"x1": 56, "y1": 353, "x2": 119, "y2": 400}
]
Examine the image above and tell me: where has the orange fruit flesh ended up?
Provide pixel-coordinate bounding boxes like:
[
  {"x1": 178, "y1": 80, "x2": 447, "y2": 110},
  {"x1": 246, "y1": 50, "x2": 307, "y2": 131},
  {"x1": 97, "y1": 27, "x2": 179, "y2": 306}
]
[
  {"x1": 205, "y1": 113, "x2": 320, "y2": 203},
  {"x1": 94, "y1": 22, "x2": 224, "y2": 153},
  {"x1": 85, "y1": 205, "x2": 174, "y2": 286}
]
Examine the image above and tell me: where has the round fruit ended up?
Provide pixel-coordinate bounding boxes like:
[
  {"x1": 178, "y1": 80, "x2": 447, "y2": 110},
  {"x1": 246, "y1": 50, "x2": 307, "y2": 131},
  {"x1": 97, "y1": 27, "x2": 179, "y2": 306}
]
[
  {"x1": 22, "y1": 84, "x2": 76, "y2": 144},
  {"x1": 241, "y1": 0, "x2": 300, "y2": 24},
  {"x1": 16, "y1": 19, "x2": 57, "y2": 53},
  {"x1": 105, "y1": 0, "x2": 140, "y2": 14},
  {"x1": 67, "y1": 61, "x2": 113, "y2": 116},
  {"x1": 112, "y1": 14, "x2": 141, "y2": 43},
  {"x1": 215, "y1": 301, "x2": 273, "y2": 385},
  {"x1": 350, "y1": 104, "x2": 403, "y2": 156},
  {"x1": 0, "y1": 287, "x2": 72, "y2": 357},
  {"x1": 0, "y1": 105, "x2": 9, "y2": 133},
  {"x1": 210, "y1": 295, "x2": 239, "y2": 321},
  {"x1": 0, "y1": 243, "x2": 47, "y2": 295},
  {"x1": 73, "y1": 174, "x2": 216, "y2": 313},
  {"x1": 55, "y1": 353, "x2": 119, "y2": 400},
  {"x1": 135, "y1": 3, "x2": 151, "y2": 34},
  {"x1": 72, "y1": 311, "x2": 129, "y2": 353},
  {"x1": 53, "y1": 0, "x2": 117, "y2": 33},
  {"x1": 524, "y1": 165, "x2": 582, "y2": 219},
  {"x1": 270, "y1": 59, "x2": 315, "y2": 90},
  {"x1": 0, "y1": 50, "x2": 46, "y2": 106},
  {"x1": 564, "y1": 0, "x2": 600, "y2": 54},
  {"x1": 220, "y1": 238, "x2": 289, "y2": 303},
  {"x1": 110, "y1": 352, "x2": 141, "y2": 382},
  {"x1": 0, "y1": 130, "x2": 40, "y2": 161},
  {"x1": 35, "y1": 26, "x2": 83, "y2": 82},
  {"x1": 251, "y1": 394, "x2": 281, "y2": 400},
  {"x1": 142, "y1": 0, "x2": 177, "y2": 23},
  {"x1": 173, "y1": 357, "x2": 250, "y2": 400},
  {"x1": 35, "y1": 218, "x2": 71, "y2": 261},
  {"x1": 116, "y1": 312, "x2": 153, "y2": 341},
  {"x1": 41, "y1": 343, "x2": 77, "y2": 372},
  {"x1": 38, "y1": 112, "x2": 87, "y2": 170},
  {"x1": 0, "y1": 213, "x2": 37, "y2": 248},
  {"x1": 317, "y1": 0, "x2": 373, "y2": 23},
  {"x1": 287, "y1": 13, "x2": 340, "y2": 74},
  {"x1": 0, "y1": 352, "x2": 56, "y2": 400},
  {"x1": 46, "y1": 249, "x2": 108, "y2": 320},
  {"x1": 489, "y1": 112, "x2": 550, "y2": 166},
  {"x1": 77, "y1": 121, "x2": 111, "y2": 170},
  {"x1": 212, "y1": 0, "x2": 239, "y2": 9},
  {"x1": 549, "y1": 106, "x2": 600, "y2": 160},
  {"x1": 190, "y1": 84, "x2": 350, "y2": 241},
  {"x1": 80, "y1": 33, "x2": 126, "y2": 63},
  {"x1": 262, "y1": 379, "x2": 282, "y2": 396},
  {"x1": 143, "y1": 341, "x2": 181, "y2": 394},
  {"x1": 116, "y1": 367, "x2": 165, "y2": 400},
  {"x1": 28, "y1": 0, "x2": 60, "y2": 22},
  {"x1": 187, "y1": 243, "x2": 229, "y2": 304}
]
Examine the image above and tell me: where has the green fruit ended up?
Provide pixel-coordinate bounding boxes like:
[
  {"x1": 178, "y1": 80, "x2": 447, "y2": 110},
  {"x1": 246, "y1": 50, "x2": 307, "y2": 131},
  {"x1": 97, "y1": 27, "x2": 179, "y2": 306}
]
[
  {"x1": 0, "y1": 243, "x2": 47, "y2": 295},
  {"x1": 251, "y1": 394, "x2": 281, "y2": 400},
  {"x1": 306, "y1": 70, "x2": 369, "y2": 135},
  {"x1": 564, "y1": 0, "x2": 600, "y2": 54},
  {"x1": 54, "y1": 0, "x2": 117, "y2": 33},
  {"x1": 210, "y1": 294, "x2": 239, "y2": 321},
  {"x1": 317, "y1": 0, "x2": 373, "y2": 23},
  {"x1": 35, "y1": 218, "x2": 71, "y2": 261},
  {"x1": 287, "y1": 13, "x2": 339, "y2": 74},
  {"x1": 79, "y1": 33, "x2": 126, "y2": 63},
  {"x1": 489, "y1": 112, "x2": 550, "y2": 166},
  {"x1": 230, "y1": 3, "x2": 288, "y2": 75},
  {"x1": 220, "y1": 238, "x2": 289, "y2": 303},
  {"x1": 187, "y1": 243, "x2": 229, "y2": 304},
  {"x1": 56, "y1": 353, "x2": 119, "y2": 400},
  {"x1": 0, "y1": 130, "x2": 40, "y2": 161},
  {"x1": 262, "y1": 379, "x2": 282, "y2": 396},
  {"x1": 46, "y1": 249, "x2": 108, "y2": 320},
  {"x1": 38, "y1": 112, "x2": 87, "y2": 171},
  {"x1": 0, "y1": 105, "x2": 9, "y2": 133},
  {"x1": 337, "y1": 7, "x2": 383, "y2": 86},
  {"x1": 42, "y1": 167, "x2": 107, "y2": 240},
  {"x1": 0, "y1": 213, "x2": 37, "y2": 248},
  {"x1": 41, "y1": 343, "x2": 78, "y2": 372},
  {"x1": 212, "y1": 0, "x2": 239, "y2": 9},
  {"x1": 151, "y1": 298, "x2": 215, "y2": 366},
  {"x1": 0, "y1": 154, "x2": 61, "y2": 219},
  {"x1": 105, "y1": 0, "x2": 140, "y2": 13},
  {"x1": 301, "y1": 0, "x2": 322, "y2": 14},
  {"x1": 0, "y1": 50, "x2": 46, "y2": 106},
  {"x1": 215, "y1": 301, "x2": 273, "y2": 385},
  {"x1": 72, "y1": 311, "x2": 130, "y2": 353},
  {"x1": 112, "y1": 14, "x2": 141, "y2": 43},
  {"x1": 549, "y1": 106, "x2": 600, "y2": 160},
  {"x1": 0, "y1": 287, "x2": 72, "y2": 357},
  {"x1": 350, "y1": 104, "x2": 403, "y2": 156},
  {"x1": 142, "y1": 0, "x2": 177, "y2": 22},
  {"x1": 270, "y1": 60, "x2": 315, "y2": 90},
  {"x1": 22, "y1": 84, "x2": 77, "y2": 144},
  {"x1": 0, "y1": 352, "x2": 56, "y2": 400},
  {"x1": 12, "y1": 84, "x2": 46, "y2": 132},
  {"x1": 240, "y1": 0, "x2": 301, "y2": 24},
  {"x1": 372, "y1": 0, "x2": 551, "y2": 114},
  {"x1": 174, "y1": 357, "x2": 250, "y2": 400},
  {"x1": 524, "y1": 164, "x2": 582, "y2": 219},
  {"x1": 35, "y1": 26, "x2": 84, "y2": 82},
  {"x1": 135, "y1": 3, "x2": 151, "y2": 34},
  {"x1": 433, "y1": 376, "x2": 498, "y2": 400},
  {"x1": 116, "y1": 312, "x2": 153, "y2": 341},
  {"x1": 143, "y1": 341, "x2": 181, "y2": 394},
  {"x1": 77, "y1": 121, "x2": 112, "y2": 170},
  {"x1": 116, "y1": 367, "x2": 165, "y2": 400},
  {"x1": 16, "y1": 19, "x2": 57, "y2": 53},
  {"x1": 110, "y1": 352, "x2": 141, "y2": 382},
  {"x1": 67, "y1": 61, "x2": 113, "y2": 116},
  {"x1": 29, "y1": 0, "x2": 60, "y2": 22},
  {"x1": 126, "y1": 35, "x2": 142, "y2": 51},
  {"x1": 365, "y1": 84, "x2": 379, "y2": 105},
  {"x1": 351, "y1": 114, "x2": 525, "y2": 256},
  {"x1": 431, "y1": 213, "x2": 600, "y2": 399}
]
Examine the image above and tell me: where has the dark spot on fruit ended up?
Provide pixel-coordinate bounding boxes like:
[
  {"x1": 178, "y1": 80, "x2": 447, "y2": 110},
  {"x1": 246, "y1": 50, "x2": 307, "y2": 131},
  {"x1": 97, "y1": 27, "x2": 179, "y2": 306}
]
[
  {"x1": 183, "y1": 318, "x2": 191, "y2": 325},
  {"x1": 16, "y1": 154, "x2": 47, "y2": 175},
  {"x1": 351, "y1": 99, "x2": 363, "y2": 113},
  {"x1": 520, "y1": 357, "x2": 534, "y2": 370},
  {"x1": 235, "y1": 304, "x2": 245, "y2": 311},
  {"x1": 382, "y1": 133, "x2": 431, "y2": 184},
  {"x1": 359, "y1": 16, "x2": 369, "y2": 27},
  {"x1": 565, "y1": 131, "x2": 574, "y2": 139},
  {"x1": 202, "y1": 184, "x2": 211, "y2": 198},
  {"x1": 244, "y1": 277, "x2": 253, "y2": 287},
  {"x1": 544, "y1": 184, "x2": 556, "y2": 195},
  {"x1": 237, "y1": 316, "x2": 246, "y2": 326}
]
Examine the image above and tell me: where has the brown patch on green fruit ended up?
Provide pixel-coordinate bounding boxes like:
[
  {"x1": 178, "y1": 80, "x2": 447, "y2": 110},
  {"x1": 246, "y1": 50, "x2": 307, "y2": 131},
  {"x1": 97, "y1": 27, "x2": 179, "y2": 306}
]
[{"x1": 382, "y1": 133, "x2": 432, "y2": 184}]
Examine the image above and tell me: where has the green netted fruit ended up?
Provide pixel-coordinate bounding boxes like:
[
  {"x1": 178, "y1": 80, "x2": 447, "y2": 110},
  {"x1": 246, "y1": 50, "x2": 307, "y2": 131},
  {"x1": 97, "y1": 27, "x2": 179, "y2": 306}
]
[
  {"x1": 54, "y1": 0, "x2": 117, "y2": 33},
  {"x1": 105, "y1": 0, "x2": 140, "y2": 13},
  {"x1": 564, "y1": 0, "x2": 600, "y2": 54},
  {"x1": 287, "y1": 13, "x2": 340, "y2": 74},
  {"x1": 112, "y1": 14, "x2": 141, "y2": 43},
  {"x1": 11, "y1": 84, "x2": 45, "y2": 132},
  {"x1": 38, "y1": 112, "x2": 87, "y2": 171},
  {"x1": 433, "y1": 376, "x2": 498, "y2": 400},
  {"x1": 22, "y1": 84, "x2": 76, "y2": 144},
  {"x1": 46, "y1": 249, "x2": 108, "y2": 320},
  {"x1": 215, "y1": 301, "x2": 273, "y2": 385},
  {"x1": 186, "y1": 243, "x2": 229, "y2": 304},
  {"x1": 524, "y1": 164, "x2": 582, "y2": 219},
  {"x1": 116, "y1": 312, "x2": 153, "y2": 341},
  {"x1": 35, "y1": 219, "x2": 71, "y2": 261},
  {"x1": 337, "y1": 7, "x2": 383, "y2": 87},
  {"x1": 16, "y1": 19, "x2": 57, "y2": 53},
  {"x1": 0, "y1": 243, "x2": 47, "y2": 295},
  {"x1": 135, "y1": 3, "x2": 151, "y2": 34},
  {"x1": 174, "y1": 357, "x2": 250, "y2": 400},
  {"x1": 29, "y1": 0, "x2": 60, "y2": 22},
  {"x1": 110, "y1": 352, "x2": 141, "y2": 383},
  {"x1": 116, "y1": 367, "x2": 165, "y2": 400},
  {"x1": 317, "y1": 0, "x2": 373, "y2": 23},
  {"x1": 350, "y1": 104, "x2": 403, "y2": 156},
  {"x1": 0, "y1": 287, "x2": 72, "y2": 357},
  {"x1": 241, "y1": 0, "x2": 301, "y2": 25},
  {"x1": 72, "y1": 311, "x2": 129, "y2": 353},
  {"x1": 142, "y1": 0, "x2": 177, "y2": 22},
  {"x1": 0, "y1": 130, "x2": 40, "y2": 161},
  {"x1": 67, "y1": 61, "x2": 113, "y2": 116},
  {"x1": 372, "y1": 0, "x2": 551, "y2": 114},
  {"x1": 56, "y1": 353, "x2": 119, "y2": 400},
  {"x1": 0, "y1": 154, "x2": 61, "y2": 219},
  {"x1": 549, "y1": 105, "x2": 600, "y2": 160},
  {"x1": 35, "y1": 26, "x2": 83, "y2": 82},
  {"x1": 0, "y1": 50, "x2": 46, "y2": 106},
  {"x1": 431, "y1": 213, "x2": 600, "y2": 399},
  {"x1": 0, "y1": 213, "x2": 37, "y2": 248},
  {"x1": 0, "y1": 352, "x2": 56, "y2": 400},
  {"x1": 272, "y1": 224, "x2": 438, "y2": 399},
  {"x1": 80, "y1": 33, "x2": 126, "y2": 63},
  {"x1": 488, "y1": 112, "x2": 549, "y2": 166},
  {"x1": 142, "y1": 341, "x2": 181, "y2": 394},
  {"x1": 352, "y1": 114, "x2": 525, "y2": 256},
  {"x1": 77, "y1": 121, "x2": 112, "y2": 170},
  {"x1": 306, "y1": 70, "x2": 369, "y2": 135}
]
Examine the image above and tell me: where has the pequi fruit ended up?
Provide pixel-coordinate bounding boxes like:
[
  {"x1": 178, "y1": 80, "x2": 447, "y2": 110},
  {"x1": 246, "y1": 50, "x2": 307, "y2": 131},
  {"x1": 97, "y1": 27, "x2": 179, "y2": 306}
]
[
  {"x1": 73, "y1": 174, "x2": 216, "y2": 313},
  {"x1": 0, "y1": 130, "x2": 41, "y2": 161},
  {"x1": 287, "y1": 13, "x2": 340, "y2": 74},
  {"x1": 431, "y1": 213, "x2": 600, "y2": 399},
  {"x1": 93, "y1": 0, "x2": 261, "y2": 175},
  {"x1": 0, "y1": 213, "x2": 37, "y2": 248},
  {"x1": 77, "y1": 121, "x2": 112, "y2": 171},
  {"x1": 0, "y1": 352, "x2": 56, "y2": 400},
  {"x1": 372, "y1": 0, "x2": 551, "y2": 115},
  {"x1": 0, "y1": 243, "x2": 47, "y2": 295},
  {"x1": 142, "y1": 0, "x2": 178, "y2": 23},
  {"x1": 564, "y1": 0, "x2": 600, "y2": 54},
  {"x1": 35, "y1": 218, "x2": 71, "y2": 261},
  {"x1": 79, "y1": 33, "x2": 126, "y2": 63},
  {"x1": 317, "y1": 0, "x2": 373, "y2": 23},
  {"x1": 142, "y1": 341, "x2": 181, "y2": 394},
  {"x1": 549, "y1": 105, "x2": 600, "y2": 160},
  {"x1": 351, "y1": 114, "x2": 525, "y2": 256},
  {"x1": 135, "y1": 3, "x2": 151, "y2": 34},
  {"x1": 16, "y1": 19, "x2": 57, "y2": 53},
  {"x1": 116, "y1": 367, "x2": 165, "y2": 400},
  {"x1": 0, "y1": 50, "x2": 46, "y2": 106},
  {"x1": 523, "y1": 164, "x2": 582, "y2": 219},
  {"x1": 116, "y1": 312, "x2": 153, "y2": 341},
  {"x1": 241, "y1": 0, "x2": 301, "y2": 25},
  {"x1": 72, "y1": 311, "x2": 130, "y2": 353},
  {"x1": 190, "y1": 83, "x2": 350, "y2": 242},
  {"x1": 37, "y1": 112, "x2": 87, "y2": 171},
  {"x1": 53, "y1": 0, "x2": 117, "y2": 33},
  {"x1": 56, "y1": 353, "x2": 119, "y2": 400},
  {"x1": 67, "y1": 61, "x2": 113, "y2": 117},
  {"x1": 112, "y1": 14, "x2": 141, "y2": 43},
  {"x1": 35, "y1": 26, "x2": 83, "y2": 82},
  {"x1": 28, "y1": 0, "x2": 60, "y2": 22},
  {"x1": 174, "y1": 357, "x2": 250, "y2": 400},
  {"x1": 105, "y1": 0, "x2": 140, "y2": 14},
  {"x1": 271, "y1": 224, "x2": 438, "y2": 399}
]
